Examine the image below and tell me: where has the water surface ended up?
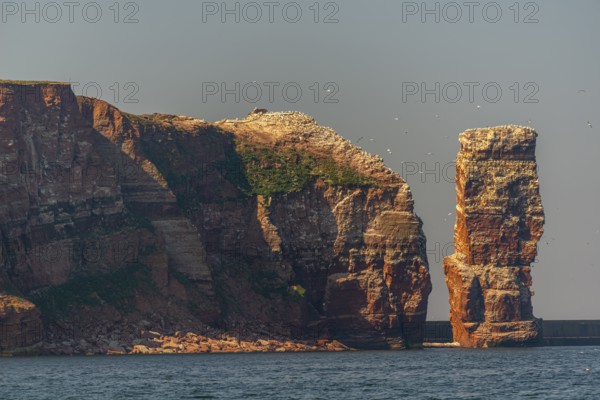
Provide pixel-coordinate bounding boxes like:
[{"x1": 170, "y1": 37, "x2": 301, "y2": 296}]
[{"x1": 0, "y1": 347, "x2": 598, "y2": 399}]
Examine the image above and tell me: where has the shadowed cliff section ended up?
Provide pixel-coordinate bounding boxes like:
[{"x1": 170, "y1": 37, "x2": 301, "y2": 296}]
[{"x1": 0, "y1": 80, "x2": 431, "y2": 353}]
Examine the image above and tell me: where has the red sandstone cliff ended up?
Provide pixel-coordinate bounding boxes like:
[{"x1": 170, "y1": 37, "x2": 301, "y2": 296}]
[
  {"x1": 0, "y1": 82, "x2": 169, "y2": 354},
  {"x1": 444, "y1": 126, "x2": 545, "y2": 347},
  {"x1": 0, "y1": 81, "x2": 431, "y2": 353}
]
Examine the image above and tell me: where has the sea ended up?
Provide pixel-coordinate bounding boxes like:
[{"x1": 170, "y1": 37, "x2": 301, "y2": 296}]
[{"x1": 0, "y1": 346, "x2": 598, "y2": 399}]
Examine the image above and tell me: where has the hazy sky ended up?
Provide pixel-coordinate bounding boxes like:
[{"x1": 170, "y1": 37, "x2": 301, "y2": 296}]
[{"x1": 2, "y1": 0, "x2": 599, "y2": 320}]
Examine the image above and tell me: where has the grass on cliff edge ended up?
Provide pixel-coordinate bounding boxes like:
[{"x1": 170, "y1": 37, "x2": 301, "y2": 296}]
[
  {"x1": 229, "y1": 141, "x2": 377, "y2": 200},
  {"x1": 30, "y1": 264, "x2": 154, "y2": 321}
]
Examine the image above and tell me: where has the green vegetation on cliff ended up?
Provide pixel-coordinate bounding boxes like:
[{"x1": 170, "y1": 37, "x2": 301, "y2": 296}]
[
  {"x1": 234, "y1": 143, "x2": 313, "y2": 198},
  {"x1": 232, "y1": 141, "x2": 376, "y2": 200}
]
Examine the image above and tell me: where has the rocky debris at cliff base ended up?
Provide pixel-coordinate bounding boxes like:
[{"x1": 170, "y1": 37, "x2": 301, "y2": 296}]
[
  {"x1": 40, "y1": 328, "x2": 352, "y2": 356},
  {"x1": 129, "y1": 334, "x2": 351, "y2": 355},
  {"x1": 38, "y1": 307, "x2": 354, "y2": 356},
  {"x1": 422, "y1": 342, "x2": 461, "y2": 348}
]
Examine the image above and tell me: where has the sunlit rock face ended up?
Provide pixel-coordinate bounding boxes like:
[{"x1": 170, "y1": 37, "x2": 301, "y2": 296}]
[
  {"x1": 444, "y1": 126, "x2": 545, "y2": 347},
  {"x1": 0, "y1": 295, "x2": 42, "y2": 354}
]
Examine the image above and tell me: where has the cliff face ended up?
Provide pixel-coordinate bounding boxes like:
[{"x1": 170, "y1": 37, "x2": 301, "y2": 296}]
[
  {"x1": 0, "y1": 82, "x2": 190, "y2": 354},
  {"x1": 0, "y1": 83, "x2": 166, "y2": 288},
  {"x1": 78, "y1": 101, "x2": 432, "y2": 349},
  {"x1": 0, "y1": 82, "x2": 431, "y2": 352},
  {"x1": 444, "y1": 126, "x2": 545, "y2": 347}
]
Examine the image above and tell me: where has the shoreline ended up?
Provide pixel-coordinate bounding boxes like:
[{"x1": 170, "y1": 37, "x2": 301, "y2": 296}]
[
  {"x1": 28, "y1": 331, "x2": 353, "y2": 357},
  {"x1": 2, "y1": 340, "x2": 352, "y2": 357}
]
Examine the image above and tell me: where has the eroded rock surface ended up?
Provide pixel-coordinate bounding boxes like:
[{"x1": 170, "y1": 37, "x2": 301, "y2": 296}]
[{"x1": 444, "y1": 126, "x2": 544, "y2": 347}]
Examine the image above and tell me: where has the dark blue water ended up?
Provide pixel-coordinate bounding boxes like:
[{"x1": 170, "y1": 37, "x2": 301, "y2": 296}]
[{"x1": 0, "y1": 347, "x2": 598, "y2": 399}]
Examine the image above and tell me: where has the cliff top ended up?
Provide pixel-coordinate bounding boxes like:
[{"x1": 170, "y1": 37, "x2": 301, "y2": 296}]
[
  {"x1": 0, "y1": 80, "x2": 73, "y2": 109},
  {"x1": 462, "y1": 125, "x2": 537, "y2": 136},
  {"x1": 459, "y1": 125, "x2": 538, "y2": 161},
  {"x1": 78, "y1": 96, "x2": 407, "y2": 188},
  {"x1": 215, "y1": 109, "x2": 405, "y2": 185}
]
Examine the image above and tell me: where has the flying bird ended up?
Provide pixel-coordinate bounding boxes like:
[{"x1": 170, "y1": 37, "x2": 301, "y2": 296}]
[
  {"x1": 587, "y1": 121, "x2": 593, "y2": 128},
  {"x1": 356, "y1": 137, "x2": 364, "y2": 143}
]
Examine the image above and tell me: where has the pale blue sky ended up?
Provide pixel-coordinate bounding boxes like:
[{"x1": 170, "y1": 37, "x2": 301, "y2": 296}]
[{"x1": 2, "y1": 0, "x2": 599, "y2": 320}]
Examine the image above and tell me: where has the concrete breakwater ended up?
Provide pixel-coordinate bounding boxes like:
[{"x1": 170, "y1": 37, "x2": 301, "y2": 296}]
[{"x1": 423, "y1": 320, "x2": 600, "y2": 346}]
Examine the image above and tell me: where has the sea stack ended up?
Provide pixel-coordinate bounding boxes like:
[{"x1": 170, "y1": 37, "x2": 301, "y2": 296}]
[{"x1": 444, "y1": 126, "x2": 545, "y2": 347}]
